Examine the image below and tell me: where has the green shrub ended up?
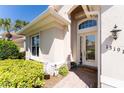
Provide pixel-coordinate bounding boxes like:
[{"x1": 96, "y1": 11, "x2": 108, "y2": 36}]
[
  {"x1": 18, "y1": 52, "x2": 25, "y2": 59},
  {"x1": 0, "y1": 40, "x2": 19, "y2": 60},
  {"x1": 59, "y1": 65, "x2": 69, "y2": 76},
  {"x1": 0, "y1": 59, "x2": 45, "y2": 88}
]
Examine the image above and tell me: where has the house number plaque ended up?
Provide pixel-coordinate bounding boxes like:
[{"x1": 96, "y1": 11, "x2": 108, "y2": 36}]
[{"x1": 106, "y1": 45, "x2": 124, "y2": 54}]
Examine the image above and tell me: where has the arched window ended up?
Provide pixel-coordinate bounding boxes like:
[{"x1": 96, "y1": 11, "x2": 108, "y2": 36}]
[{"x1": 79, "y1": 20, "x2": 97, "y2": 30}]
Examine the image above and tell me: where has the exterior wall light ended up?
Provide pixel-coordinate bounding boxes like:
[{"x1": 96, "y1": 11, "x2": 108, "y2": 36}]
[{"x1": 110, "y1": 24, "x2": 122, "y2": 40}]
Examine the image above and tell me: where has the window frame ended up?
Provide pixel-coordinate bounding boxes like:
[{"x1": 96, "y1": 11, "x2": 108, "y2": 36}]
[
  {"x1": 31, "y1": 34, "x2": 40, "y2": 57},
  {"x1": 79, "y1": 20, "x2": 97, "y2": 30}
]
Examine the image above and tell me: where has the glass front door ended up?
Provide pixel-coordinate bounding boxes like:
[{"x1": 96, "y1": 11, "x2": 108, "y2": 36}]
[
  {"x1": 81, "y1": 32, "x2": 97, "y2": 67},
  {"x1": 86, "y1": 35, "x2": 95, "y2": 61}
]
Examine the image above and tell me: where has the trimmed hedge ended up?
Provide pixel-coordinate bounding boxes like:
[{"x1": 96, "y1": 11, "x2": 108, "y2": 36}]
[
  {"x1": 0, "y1": 40, "x2": 19, "y2": 60},
  {"x1": 18, "y1": 52, "x2": 25, "y2": 59},
  {"x1": 0, "y1": 59, "x2": 45, "y2": 88},
  {"x1": 59, "y1": 65, "x2": 69, "y2": 76}
]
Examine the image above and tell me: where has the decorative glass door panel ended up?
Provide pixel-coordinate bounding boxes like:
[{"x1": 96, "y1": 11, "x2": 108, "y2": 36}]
[
  {"x1": 80, "y1": 32, "x2": 97, "y2": 67},
  {"x1": 86, "y1": 35, "x2": 95, "y2": 61}
]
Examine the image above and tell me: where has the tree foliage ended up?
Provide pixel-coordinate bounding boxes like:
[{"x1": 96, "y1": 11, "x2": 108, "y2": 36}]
[
  {"x1": 14, "y1": 20, "x2": 29, "y2": 31},
  {"x1": 0, "y1": 40, "x2": 19, "y2": 60},
  {"x1": 0, "y1": 18, "x2": 29, "y2": 40}
]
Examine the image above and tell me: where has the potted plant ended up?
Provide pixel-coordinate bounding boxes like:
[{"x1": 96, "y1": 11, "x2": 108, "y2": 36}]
[
  {"x1": 70, "y1": 62, "x2": 77, "y2": 69},
  {"x1": 44, "y1": 73, "x2": 50, "y2": 80}
]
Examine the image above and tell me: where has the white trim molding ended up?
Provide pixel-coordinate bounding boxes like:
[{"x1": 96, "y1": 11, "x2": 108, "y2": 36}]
[{"x1": 101, "y1": 75, "x2": 124, "y2": 88}]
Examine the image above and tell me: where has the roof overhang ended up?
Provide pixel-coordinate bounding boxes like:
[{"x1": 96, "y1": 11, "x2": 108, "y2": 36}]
[
  {"x1": 68, "y1": 5, "x2": 100, "y2": 19},
  {"x1": 18, "y1": 7, "x2": 70, "y2": 35}
]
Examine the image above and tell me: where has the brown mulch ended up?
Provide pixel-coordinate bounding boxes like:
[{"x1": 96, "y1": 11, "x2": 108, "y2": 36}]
[{"x1": 43, "y1": 75, "x2": 64, "y2": 88}]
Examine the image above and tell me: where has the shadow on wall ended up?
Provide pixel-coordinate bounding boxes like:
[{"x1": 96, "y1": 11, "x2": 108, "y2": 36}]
[
  {"x1": 102, "y1": 35, "x2": 114, "y2": 54},
  {"x1": 101, "y1": 5, "x2": 114, "y2": 54},
  {"x1": 40, "y1": 28, "x2": 67, "y2": 55}
]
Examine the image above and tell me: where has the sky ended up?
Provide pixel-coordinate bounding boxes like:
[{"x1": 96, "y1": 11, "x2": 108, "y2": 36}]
[
  {"x1": 87, "y1": 35, "x2": 95, "y2": 42},
  {"x1": 0, "y1": 5, "x2": 95, "y2": 41},
  {"x1": 0, "y1": 5, "x2": 48, "y2": 22}
]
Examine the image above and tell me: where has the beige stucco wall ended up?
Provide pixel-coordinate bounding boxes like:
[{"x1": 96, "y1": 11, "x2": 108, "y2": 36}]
[
  {"x1": 70, "y1": 17, "x2": 78, "y2": 62},
  {"x1": 101, "y1": 5, "x2": 124, "y2": 88},
  {"x1": 40, "y1": 27, "x2": 65, "y2": 64},
  {"x1": 24, "y1": 5, "x2": 75, "y2": 75},
  {"x1": 58, "y1": 5, "x2": 87, "y2": 64},
  {"x1": 59, "y1": 5, "x2": 82, "y2": 63},
  {"x1": 25, "y1": 35, "x2": 31, "y2": 60},
  {"x1": 25, "y1": 24, "x2": 70, "y2": 74},
  {"x1": 58, "y1": 5, "x2": 73, "y2": 22},
  {"x1": 26, "y1": 27, "x2": 66, "y2": 62}
]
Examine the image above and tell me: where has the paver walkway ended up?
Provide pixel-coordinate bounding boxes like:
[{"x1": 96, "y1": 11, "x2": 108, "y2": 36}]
[
  {"x1": 53, "y1": 71, "x2": 88, "y2": 88},
  {"x1": 53, "y1": 67, "x2": 97, "y2": 88}
]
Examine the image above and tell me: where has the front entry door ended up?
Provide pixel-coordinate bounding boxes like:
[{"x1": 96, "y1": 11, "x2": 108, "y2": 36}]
[{"x1": 81, "y1": 32, "x2": 97, "y2": 67}]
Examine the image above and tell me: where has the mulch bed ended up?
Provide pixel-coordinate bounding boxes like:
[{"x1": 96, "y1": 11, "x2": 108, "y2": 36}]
[{"x1": 43, "y1": 75, "x2": 64, "y2": 88}]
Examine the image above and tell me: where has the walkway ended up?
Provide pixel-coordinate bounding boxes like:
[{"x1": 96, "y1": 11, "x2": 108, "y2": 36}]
[{"x1": 53, "y1": 67, "x2": 97, "y2": 88}]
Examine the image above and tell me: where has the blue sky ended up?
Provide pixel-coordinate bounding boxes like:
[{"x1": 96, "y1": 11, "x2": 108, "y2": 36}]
[
  {"x1": 0, "y1": 5, "x2": 48, "y2": 22},
  {"x1": 87, "y1": 35, "x2": 95, "y2": 42}
]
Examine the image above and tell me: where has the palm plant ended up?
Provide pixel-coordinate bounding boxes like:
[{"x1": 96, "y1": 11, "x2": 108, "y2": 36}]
[
  {"x1": 22, "y1": 21, "x2": 29, "y2": 26},
  {"x1": 14, "y1": 20, "x2": 22, "y2": 31},
  {"x1": 0, "y1": 18, "x2": 4, "y2": 31},
  {"x1": 14, "y1": 20, "x2": 29, "y2": 32},
  {"x1": 4, "y1": 18, "x2": 11, "y2": 31},
  {"x1": 3, "y1": 18, "x2": 12, "y2": 40},
  {"x1": 0, "y1": 18, "x2": 29, "y2": 40}
]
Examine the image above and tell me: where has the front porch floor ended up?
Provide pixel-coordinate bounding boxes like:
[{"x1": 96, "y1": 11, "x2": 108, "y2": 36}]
[{"x1": 53, "y1": 66, "x2": 97, "y2": 88}]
